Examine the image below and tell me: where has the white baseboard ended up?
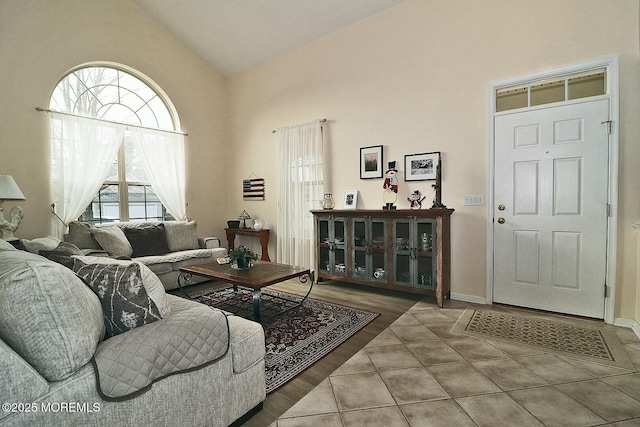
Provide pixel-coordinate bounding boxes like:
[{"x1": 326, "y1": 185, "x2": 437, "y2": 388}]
[{"x1": 450, "y1": 292, "x2": 487, "y2": 305}]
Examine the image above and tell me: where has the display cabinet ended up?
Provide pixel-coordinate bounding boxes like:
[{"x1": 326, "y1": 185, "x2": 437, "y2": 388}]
[{"x1": 311, "y1": 209, "x2": 454, "y2": 306}]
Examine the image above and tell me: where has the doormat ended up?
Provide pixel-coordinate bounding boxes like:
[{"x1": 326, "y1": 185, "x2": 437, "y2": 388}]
[
  {"x1": 190, "y1": 287, "x2": 379, "y2": 393},
  {"x1": 452, "y1": 309, "x2": 634, "y2": 370}
]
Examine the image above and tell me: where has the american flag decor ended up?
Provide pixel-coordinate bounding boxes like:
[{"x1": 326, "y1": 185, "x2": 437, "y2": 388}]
[{"x1": 243, "y1": 178, "x2": 265, "y2": 200}]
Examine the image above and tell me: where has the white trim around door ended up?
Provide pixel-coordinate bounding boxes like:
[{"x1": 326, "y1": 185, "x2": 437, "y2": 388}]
[{"x1": 486, "y1": 55, "x2": 619, "y2": 324}]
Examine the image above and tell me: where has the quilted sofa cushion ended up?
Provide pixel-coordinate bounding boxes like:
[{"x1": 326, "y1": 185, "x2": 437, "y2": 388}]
[
  {"x1": 0, "y1": 250, "x2": 104, "y2": 381},
  {"x1": 93, "y1": 300, "x2": 230, "y2": 399}
]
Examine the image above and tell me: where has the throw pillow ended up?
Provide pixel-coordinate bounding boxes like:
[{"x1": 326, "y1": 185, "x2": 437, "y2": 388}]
[
  {"x1": 164, "y1": 220, "x2": 199, "y2": 252},
  {"x1": 73, "y1": 259, "x2": 162, "y2": 338},
  {"x1": 74, "y1": 256, "x2": 173, "y2": 318},
  {"x1": 21, "y1": 236, "x2": 61, "y2": 254},
  {"x1": 90, "y1": 226, "x2": 133, "y2": 258},
  {"x1": 66, "y1": 221, "x2": 102, "y2": 250},
  {"x1": 121, "y1": 223, "x2": 170, "y2": 257},
  {"x1": 39, "y1": 242, "x2": 84, "y2": 269}
]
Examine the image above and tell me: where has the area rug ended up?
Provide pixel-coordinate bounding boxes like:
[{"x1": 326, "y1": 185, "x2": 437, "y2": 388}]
[
  {"x1": 189, "y1": 287, "x2": 379, "y2": 393},
  {"x1": 452, "y1": 309, "x2": 634, "y2": 370}
]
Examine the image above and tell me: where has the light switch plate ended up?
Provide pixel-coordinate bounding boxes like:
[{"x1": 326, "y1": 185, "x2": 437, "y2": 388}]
[{"x1": 463, "y1": 195, "x2": 484, "y2": 206}]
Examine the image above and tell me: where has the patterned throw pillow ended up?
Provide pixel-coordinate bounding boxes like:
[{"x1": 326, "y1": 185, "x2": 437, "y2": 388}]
[{"x1": 73, "y1": 259, "x2": 162, "y2": 338}]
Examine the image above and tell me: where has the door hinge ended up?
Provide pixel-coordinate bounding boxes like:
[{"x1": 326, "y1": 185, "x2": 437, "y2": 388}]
[
  {"x1": 606, "y1": 204, "x2": 611, "y2": 217},
  {"x1": 601, "y1": 120, "x2": 613, "y2": 135},
  {"x1": 604, "y1": 283, "x2": 609, "y2": 298}
]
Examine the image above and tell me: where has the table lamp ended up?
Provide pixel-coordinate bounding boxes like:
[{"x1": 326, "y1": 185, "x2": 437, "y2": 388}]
[
  {"x1": 238, "y1": 210, "x2": 251, "y2": 229},
  {"x1": 0, "y1": 175, "x2": 26, "y2": 240}
]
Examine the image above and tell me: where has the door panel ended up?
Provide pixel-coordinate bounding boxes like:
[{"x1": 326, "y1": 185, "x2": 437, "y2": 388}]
[{"x1": 494, "y1": 99, "x2": 609, "y2": 318}]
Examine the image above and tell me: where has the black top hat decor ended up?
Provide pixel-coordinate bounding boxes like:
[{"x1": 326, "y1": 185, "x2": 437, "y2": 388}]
[{"x1": 386, "y1": 161, "x2": 397, "y2": 172}]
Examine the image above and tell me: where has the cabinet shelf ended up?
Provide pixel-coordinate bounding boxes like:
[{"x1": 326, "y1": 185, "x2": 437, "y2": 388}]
[{"x1": 312, "y1": 209, "x2": 454, "y2": 307}]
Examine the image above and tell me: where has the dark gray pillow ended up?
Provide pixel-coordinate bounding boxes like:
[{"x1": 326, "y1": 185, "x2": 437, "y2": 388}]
[
  {"x1": 121, "y1": 223, "x2": 170, "y2": 257},
  {"x1": 73, "y1": 259, "x2": 162, "y2": 338},
  {"x1": 39, "y1": 242, "x2": 84, "y2": 269}
]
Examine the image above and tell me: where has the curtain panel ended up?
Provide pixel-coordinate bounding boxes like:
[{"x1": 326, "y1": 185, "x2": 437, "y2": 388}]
[
  {"x1": 129, "y1": 127, "x2": 187, "y2": 221},
  {"x1": 276, "y1": 121, "x2": 324, "y2": 268},
  {"x1": 49, "y1": 113, "x2": 124, "y2": 239}
]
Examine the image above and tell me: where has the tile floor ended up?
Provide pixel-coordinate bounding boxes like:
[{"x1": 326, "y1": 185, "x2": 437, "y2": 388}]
[{"x1": 270, "y1": 298, "x2": 640, "y2": 427}]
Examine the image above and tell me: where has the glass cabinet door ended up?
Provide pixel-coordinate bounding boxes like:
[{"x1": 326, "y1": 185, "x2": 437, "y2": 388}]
[
  {"x1": 415, "y1": 220, "x2": 436, "y2": 290},
  {"x1": 352, "y1": 219, "x2": 367, "y2": 278},
  {"x1": 317, "y1": 218, "x2": 331, "y2": 274},
  {"x1": 392, "y1": 218, "x2": 436, "y2": 289},
  {"x1": 393, "y1": 219, "x2": 412, "y2": 286},
  {"x1": 332, "y1": 218, "x2": 347, "y2": 277},
  {"x1": 370, "y1": 219, "x2": 387, "y2": 282}
]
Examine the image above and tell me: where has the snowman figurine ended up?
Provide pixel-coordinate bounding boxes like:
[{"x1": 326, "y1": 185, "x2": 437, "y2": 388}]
[
  {"x1": 382, "y1": 161, "x2": 399, "y2": 210},
  {"x1": 407, "y1": 190, "x2": 425, "y2": 210}
]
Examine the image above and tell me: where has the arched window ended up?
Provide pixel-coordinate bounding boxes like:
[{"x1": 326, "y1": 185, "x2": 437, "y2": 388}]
[{"x1": 49, "y1": 65, "x2": 185, "y2": 231}]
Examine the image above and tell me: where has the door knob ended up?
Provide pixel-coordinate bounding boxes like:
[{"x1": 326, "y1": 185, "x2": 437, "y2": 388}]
[
  {"x1": 497, "y1": 217, "x2": 506, "y2": 224},
  {"x1": 498, "y1": 204, "x2": 505, "y2": 211}
]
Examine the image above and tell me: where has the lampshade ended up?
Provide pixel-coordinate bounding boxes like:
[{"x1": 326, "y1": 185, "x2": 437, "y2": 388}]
[
  {"x1": 238, "y1": 210, "x2": 251, "y2": 220},
  {"x1": 0, "y1": 175, "x2": 25, "y2": 200}
]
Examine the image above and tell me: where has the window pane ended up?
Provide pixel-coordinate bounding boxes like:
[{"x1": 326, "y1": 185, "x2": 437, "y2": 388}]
[
  {"x1": 124, "y1": 138, "x2": 148, "y2": 182},
  {"x1": 568, "y1": 70, "x2": 605, "y2": 100},
  {"x1": 530, "y1": 78, "x2": 564, "y2": 106},
  {"x1": 78, "y1": 184, "x2": 120, "y2": 224},
  {"x1": 496, "y1": 85, "x2": 528, "y2": 112},
  {"x1": 128, "y1": 185, "x2": 169, "y2": 221}
]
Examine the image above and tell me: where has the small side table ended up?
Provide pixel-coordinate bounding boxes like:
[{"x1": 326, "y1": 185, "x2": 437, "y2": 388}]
[{"x1": 225, "y1": 228, "x2": 271, "y2": 262}]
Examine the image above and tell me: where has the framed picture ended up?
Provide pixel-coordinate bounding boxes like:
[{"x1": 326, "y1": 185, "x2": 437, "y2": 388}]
[
  {"x1": 360, "y1": 145, "x2": 383, "y2": 179},
  {"x1": 404, "y1": 151, "x2": 440, "y2": 181},
  {"x1": 343, "y1": 190, "x2": 359, "y2": 210}
]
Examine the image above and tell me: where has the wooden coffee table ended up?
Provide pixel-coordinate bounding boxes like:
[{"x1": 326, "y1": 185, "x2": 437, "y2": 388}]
[{"x1": 178, "y1": 260, "x2": 313, "y2": 323}]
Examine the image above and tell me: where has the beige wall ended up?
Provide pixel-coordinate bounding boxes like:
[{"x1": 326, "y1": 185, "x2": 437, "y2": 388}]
[
  {"x1": 227, "y1": 0, "x2": 640, "y2": 320},
  {"x1": 1, "y1": 0, "x2": 639, "y2": 322},
  {"x1": 0, "y1": 0, "x2": 230, "y2": 241}
]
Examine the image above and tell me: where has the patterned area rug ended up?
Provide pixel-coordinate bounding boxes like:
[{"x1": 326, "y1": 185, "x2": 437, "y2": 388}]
[
  {"x1": 452, "y1": 309, "x2": 633, "y2": 369},
  {"x1": 190, "y1": 287, "x2": 379, "y2": 393}
]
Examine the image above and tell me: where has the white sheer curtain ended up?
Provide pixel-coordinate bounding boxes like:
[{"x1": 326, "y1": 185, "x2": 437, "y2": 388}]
[
  {"x1": 49, "y1": 113, "x2": 124, "y2": 238},
  {"x1": 129, "y1": 127, "x2": 187, "y2": 220},
  {"x1": 276, "y1": 121, "x2": 324, "y2": 268}
]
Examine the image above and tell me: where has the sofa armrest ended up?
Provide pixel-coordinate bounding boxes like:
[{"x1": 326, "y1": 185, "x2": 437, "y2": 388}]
[{"x1": 198, "y1": 237, "x2": 221, "y2": 249}]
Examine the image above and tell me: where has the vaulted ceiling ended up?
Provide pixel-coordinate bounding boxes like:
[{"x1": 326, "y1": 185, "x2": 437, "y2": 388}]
[{"x1": 133, "y1": 0, "x2": 405, "y2": 77}]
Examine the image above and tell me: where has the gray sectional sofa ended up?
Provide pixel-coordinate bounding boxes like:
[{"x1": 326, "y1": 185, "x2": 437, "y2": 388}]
[
  {"x1": 0, "y1": 240, "x2": 266, "y2": 426},
  {"x1": 63, "y1": 220, "x2": 227, "y2": 290}
]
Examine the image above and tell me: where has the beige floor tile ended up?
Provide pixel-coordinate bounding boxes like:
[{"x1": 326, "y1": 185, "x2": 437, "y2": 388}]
[
  {"x1": 472, "y1": 358, "x2": 548, "y2": 390},
  {"x1": 366, "y1": 328, "x2": 403, "y2": 347},
  {"x1": 440, "y1": 308, "x2": 466, "y2": 321},
  {"x1": 341, "y1": 406, "x2": 409, "y2": 427},
  {"x1": 400, "y1": 399, "x2": 476, "y2": 427},
  {"x1": 508, "y1": 386, "x2": 606, "y2": 427},
  {"x1": 411, "y1": 309, "x2": 457, "y2": 324},
  {"x1": 280, "y1": 378, "x2": 338, "y2": 418},
  {"x1": 557, "y1": 379, "x2": 640, "y2": 422},
  {"x1": 380, "y1": 367, "x2": 449, "y2": 404},
  {"x1": 616, "y1": 328, "x2": 640, "y2": 345},
  {"x1": 277, "y1": 413, "x2": 343, "y2": 427},
  {"x1": 331, "y1": 349, "x2": 377, "y2": 376},
  {"x1": 428, "y1": 362, "x2": 501, "y2": 397},
  {"x1": 456, "y1": 393, "x2": 545, "y2": 427},
  {"x1": 408, "y1": 300, "x2": 437, "y2": 311},
  {"x1": 424, "y1": 323, "x2": 462, "y2": 340},
  {"x1": 625, "y1": 346, "x2": 640, "y2": 370},
  {"x1": 484, "y1": 339, "x2": 545, "y2": 357},
  {"x1": 611, "y1": 419, "x2": 640, "y2": 426},
  {"x1": 406, "y1": 341, "x2": 465, "y2": 365},
  {"x1": 390, "y1": 324, "x2": 439, "y2": 343},
  {"x1": 366, "y1": 344, "x2": 423, "y2": 371},
  {"x1": 601, "y1": 373, "x2": 640, "y2": 400},
  {"x1": 443, "y1": 337, "x2": 507, "y2": 361},
  {"x1": 392, "y1": 312, "x2": 422, "y2": 326},
  {"x1": 330, "y1": 372, "x2": 396, "y2": 411},
  {"x1": 560, "y1": 356, "x2": 636, "y2": 378},
  {"x1": 515, "y1": 354, "x2": 594, "y2": 384}
]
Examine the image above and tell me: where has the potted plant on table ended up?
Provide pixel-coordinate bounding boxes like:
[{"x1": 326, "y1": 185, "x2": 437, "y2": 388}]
[{"x1": 228, "y1": 245, "x2": 258, "y2": 270}]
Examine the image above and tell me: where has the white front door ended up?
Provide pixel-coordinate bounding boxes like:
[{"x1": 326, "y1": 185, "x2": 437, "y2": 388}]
[{"x1": 493, "y1": 99, "x2": 610, "y2": 318}]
